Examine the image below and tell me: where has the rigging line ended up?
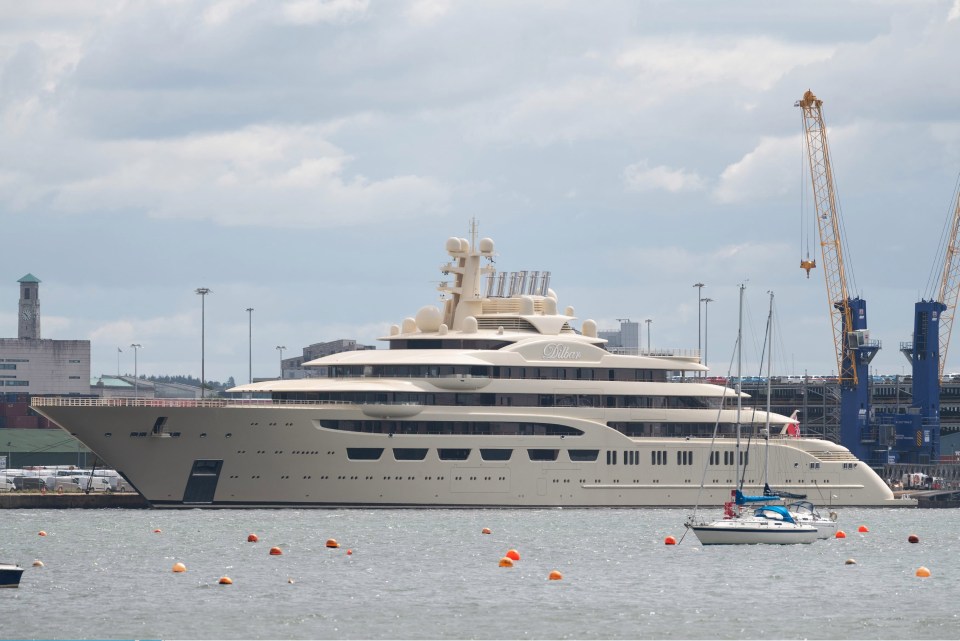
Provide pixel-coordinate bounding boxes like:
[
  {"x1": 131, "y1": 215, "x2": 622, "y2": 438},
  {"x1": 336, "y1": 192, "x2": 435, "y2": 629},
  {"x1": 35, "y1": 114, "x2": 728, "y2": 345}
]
[
  {"x1": 925, "y1": 169, "x2": 960, "y2": 299},
  {"x1": 689, "y1": 328, "x2": 741, "y2": 520}
]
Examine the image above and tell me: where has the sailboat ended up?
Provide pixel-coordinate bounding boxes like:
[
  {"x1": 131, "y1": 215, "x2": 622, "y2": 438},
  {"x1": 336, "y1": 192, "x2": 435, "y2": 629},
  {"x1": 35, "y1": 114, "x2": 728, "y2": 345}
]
[
  {"x1": 685, "y1": 286, "x2": 819, "y2": 545},
  {"x1": 753, "y1": 291, "x2": 839, "y2": 540}
]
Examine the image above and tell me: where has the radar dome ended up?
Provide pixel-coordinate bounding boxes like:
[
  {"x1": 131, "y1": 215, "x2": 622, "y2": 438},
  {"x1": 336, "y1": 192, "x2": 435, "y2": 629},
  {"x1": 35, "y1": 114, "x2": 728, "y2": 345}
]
[
  {"x1": 582, "y1": 319, "x2": 597, "y2": 337},
  {"x1": 543, "y1": 297, "x2": 558, "y2": 315},
  {"x1": 479, "y1": 238, "x2": 495, "y2": 254},
  {"x1": 459, "y1": 237, "x2": 469, "y2": 252},
  {"x1": 390, "y1": 324, "x2": 400, "y2": 336},
  {"x1": 519, "y1": 296, "x2": 535, "y2": 315},
  {"x1": 415, "y1": 306, "x2": 443, "y2": 332},
  {"x1": 547, "y1": 288, "x2": 558, "y2": 301},
  {"x1": 401, "y1": 317, "x2": 418, "y2": 334},
  {"x1": 463, "y1": 316, "x2": 478, "y2": 333},
  {"x1": 564, "y1": 306, "x2": 575, "y2": 317},
  {"x1": 446, "y1": 237, "x2": 462, "y2": 254}
]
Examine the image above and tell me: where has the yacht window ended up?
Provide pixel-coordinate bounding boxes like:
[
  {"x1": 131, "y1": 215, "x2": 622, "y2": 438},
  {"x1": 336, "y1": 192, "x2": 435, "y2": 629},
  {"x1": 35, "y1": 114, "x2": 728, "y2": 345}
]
[
  {"x1": 568, "y1": 449, "x2": 599, "y2": 462},
  {"x1": 528, "y1": 449, "x2": 559, "y2": 462},
  {"x1": 393, "y1": 448, "x2": 428, "y2": 461},
  {"x1": 438, "y1": 448, "x2": 471, "y2": 461},
  {"x1": 346, "y1": 448, "x2": 384, "y2": 460},
  {"x1": 480, "y1": 449, "x2": 512, "y2": 461}
]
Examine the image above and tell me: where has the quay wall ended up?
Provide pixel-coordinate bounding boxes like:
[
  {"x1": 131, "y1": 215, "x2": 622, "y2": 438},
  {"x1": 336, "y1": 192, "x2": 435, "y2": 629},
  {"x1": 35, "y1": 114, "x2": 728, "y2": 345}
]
[{"x1": 0, "y1": 492, "x2": 149, "y2": 509}]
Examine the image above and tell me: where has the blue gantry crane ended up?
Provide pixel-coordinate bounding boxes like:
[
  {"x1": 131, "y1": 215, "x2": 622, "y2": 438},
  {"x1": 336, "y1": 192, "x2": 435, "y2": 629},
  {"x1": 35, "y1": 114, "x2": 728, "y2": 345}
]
[
  {"x1": 797, "y1": 90, "x2": 881, "y2": 464},
  {"x1": 896, "y1": 175, "x2": 960, "y2": 464}
]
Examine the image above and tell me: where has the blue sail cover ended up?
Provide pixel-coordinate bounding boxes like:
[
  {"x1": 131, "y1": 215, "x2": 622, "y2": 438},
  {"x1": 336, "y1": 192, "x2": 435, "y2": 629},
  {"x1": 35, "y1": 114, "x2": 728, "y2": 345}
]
[
  {"x1": 734, "y1": 489, "x2": 779, "y2": 505},
  {"x1": 754, "y1": 505, "x2": 797, "y2": 523}
]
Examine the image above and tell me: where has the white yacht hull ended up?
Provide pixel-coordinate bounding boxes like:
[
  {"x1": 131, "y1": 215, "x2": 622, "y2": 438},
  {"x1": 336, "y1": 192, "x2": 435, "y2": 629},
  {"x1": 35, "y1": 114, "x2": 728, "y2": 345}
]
[{"x1": 33, "y1": 399, "x2": 913, "y2": 509}]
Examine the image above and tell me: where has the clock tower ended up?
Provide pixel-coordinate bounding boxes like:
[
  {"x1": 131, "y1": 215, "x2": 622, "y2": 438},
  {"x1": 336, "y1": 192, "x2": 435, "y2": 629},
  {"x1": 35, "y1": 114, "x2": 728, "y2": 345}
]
[{"x1": 18, "y1": 273, "x2": 41, "y2": 340}]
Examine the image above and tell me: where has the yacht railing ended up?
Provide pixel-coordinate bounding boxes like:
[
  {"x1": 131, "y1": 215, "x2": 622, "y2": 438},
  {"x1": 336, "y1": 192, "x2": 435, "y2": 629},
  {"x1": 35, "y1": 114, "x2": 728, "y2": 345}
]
[{"x1": 31, "y1": 397, "x2": 357, "y2": 409}]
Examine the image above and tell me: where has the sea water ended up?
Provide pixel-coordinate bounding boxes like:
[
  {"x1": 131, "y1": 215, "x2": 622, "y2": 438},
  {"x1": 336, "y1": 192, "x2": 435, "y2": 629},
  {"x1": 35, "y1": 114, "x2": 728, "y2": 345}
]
[{"x1": 1, "y1": 507, "x2": 957, "y2": 640}]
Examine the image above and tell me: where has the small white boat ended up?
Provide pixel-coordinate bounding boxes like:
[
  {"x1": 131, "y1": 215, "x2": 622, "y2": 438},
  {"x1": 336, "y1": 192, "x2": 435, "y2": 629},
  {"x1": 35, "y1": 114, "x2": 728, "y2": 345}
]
[
  {"x1": 0, "y1": 563, "x2": 24, "y2": 588},
  {"x1": 786, "y1": 500, "x2": 839, "y2": 539},
  {"x1": 687, "y1": 505, "x2": 819, "y2": 545}
]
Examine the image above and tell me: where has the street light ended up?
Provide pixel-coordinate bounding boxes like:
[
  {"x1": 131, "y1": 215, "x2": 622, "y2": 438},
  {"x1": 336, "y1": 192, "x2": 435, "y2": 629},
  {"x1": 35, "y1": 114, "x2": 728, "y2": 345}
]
[
  {"x1": 196, "y1": 287, "x2": 212, "y2": 397},
  {"x1": 701, "y1": 298, "x2": 714, "y2": 367},
  {"x1": 693, "y1": 282, "x2": 705, "y2": 374},
  {"x1": 246, "y1": 308, "x2": 254, "y2": 384},
  {"x1": 644, "y1": 318, "x2": 652, "y2": 354},
  {"x1": 276, "y1": 345, "x2": 286, "y2": 379},
  {"x1": 130, "y1": 343, "x2": 142, "y2": 397}
]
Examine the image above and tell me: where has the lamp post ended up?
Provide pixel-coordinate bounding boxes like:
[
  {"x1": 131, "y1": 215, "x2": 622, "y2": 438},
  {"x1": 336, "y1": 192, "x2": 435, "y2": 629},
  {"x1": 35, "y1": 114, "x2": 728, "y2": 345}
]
[
  {"x1": 195, "y1": 287, "x2": 211, "y2": 397},
  {"x1": 693, "y1": 282, "x2": 705, "y2": 374},
  {"x1": 644, "y1": 318, "x2": 652, "y2": 354},
  {"x1": 246, "y1": 308, "x2": 254, "y2": 384},
  {"x1": 130, "y1": 343, "x2": 142, "y2": 397},
  {"x1": 276, "y1": 345, "x2": 286, "y2": 379},
  {"x1": 701, "y1": 298, "x2": 714, "y2": 367}
]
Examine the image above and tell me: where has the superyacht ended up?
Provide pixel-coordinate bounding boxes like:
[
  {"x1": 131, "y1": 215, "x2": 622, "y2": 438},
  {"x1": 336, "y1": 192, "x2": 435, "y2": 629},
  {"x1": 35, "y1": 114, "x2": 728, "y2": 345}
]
[{"x1": 33, "y1": 230, "x2": 908, "y2": 508}]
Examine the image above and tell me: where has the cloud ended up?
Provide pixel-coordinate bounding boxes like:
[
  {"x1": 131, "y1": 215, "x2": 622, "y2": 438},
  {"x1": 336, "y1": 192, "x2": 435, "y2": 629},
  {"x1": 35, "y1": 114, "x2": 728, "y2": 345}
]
[
  {"x1": 405, "y1": 0, "x2": 450, "y2": 24},
  {"x1": 713, "y1": 135, "x2": 800, "y2": 204},
  {"x1": 950, "y1": 0, "x2": 960, "y2": 21},
  {"x1": 47, "y1": 124, "x2": 451, "y2": 228},
  {"x1": 623, "y1": 160, "x2": 705, "y2": 193},
  {"x1": 280, "y1": 0, "x2": 369, "y2": 25},
  {"x1": 617, "y1": 37, "x2": 835, "y2": 93}
]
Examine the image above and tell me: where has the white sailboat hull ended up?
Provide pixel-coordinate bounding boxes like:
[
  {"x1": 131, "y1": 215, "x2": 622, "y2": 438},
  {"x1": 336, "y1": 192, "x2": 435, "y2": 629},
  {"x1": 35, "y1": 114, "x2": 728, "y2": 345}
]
[{"x1": 688, "y1": 518, "x2": 819, "y2": 545}]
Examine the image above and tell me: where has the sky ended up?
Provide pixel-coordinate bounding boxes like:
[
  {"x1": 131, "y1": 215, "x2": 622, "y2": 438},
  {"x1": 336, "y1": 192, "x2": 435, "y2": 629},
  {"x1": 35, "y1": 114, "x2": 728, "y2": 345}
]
[{"x1": 3, "y1": 0, "x2": 960, "y2": 385}]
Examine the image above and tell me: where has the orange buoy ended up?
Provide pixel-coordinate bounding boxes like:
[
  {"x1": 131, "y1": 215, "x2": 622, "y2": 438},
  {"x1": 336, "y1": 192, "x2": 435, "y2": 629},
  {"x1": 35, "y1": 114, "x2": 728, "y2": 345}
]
[
  {"x1": 481, "y1": 527, "x2": 492, "y2": 535},
  {"x1": 908, "y1": 534, "x2": 920, "y2": 543},
  {"x1": 38, "y1": 531, "x2": 47, "y2": 537},
  {"x1": 835, "y1": 530, "x2": 846, "y2": 539},
  {"x1": 153, "y1": 529, "x2": 162, "y2": 534},
  {"x1": 548, "y1": 570, "x2": 563, "y2": 581},
  {"x1": 916, "y1": 566, "x2": 931, "y2": 578},
  {"x1": 858, "y1": 525, "x2": 869, "y2": 533},
  {"x1": 346, "y1": 549, "x2": 353, "y2": 555},
  {"x1": 326, "y1": 539, "x2": 340, "y2": 548},
  {"x1": 498, "y1": 557, "x2": 514, "y2": 567},
  {"x1": 219, "y1": 576, "x2": 233, "y2": 585},
  {"x1": 664, "y1": 536, "x2": 677, "y2": 545},
  {"x1": 172, "y1": 562, "x2": 186, "y2": 573},
  {"x1": 269, "y1": 546, "x2": 283, "y2": 555},
  {"x1": 505, "y1": 549, "x2": 520, "y2": 561},
  {"x1": 247, "y1": 534, "x2": 259, "y2": 542}
]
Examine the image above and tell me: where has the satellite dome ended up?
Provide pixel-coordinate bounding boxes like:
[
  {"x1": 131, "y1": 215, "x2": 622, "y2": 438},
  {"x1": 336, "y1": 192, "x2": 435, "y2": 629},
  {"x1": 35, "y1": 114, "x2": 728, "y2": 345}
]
[
  {"x1": 479, "y1": 238, "x2": 495, "y2": 254},
  {"x1": 582, "y1": 319, "x2": 597, "y2": 337},
  {"x1": 415, "y1": 306, "x2": 443, "y2": 332}
]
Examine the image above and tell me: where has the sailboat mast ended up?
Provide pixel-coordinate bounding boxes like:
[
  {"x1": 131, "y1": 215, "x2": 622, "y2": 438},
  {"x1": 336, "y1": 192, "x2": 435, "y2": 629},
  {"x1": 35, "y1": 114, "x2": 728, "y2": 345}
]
[
  {"x1": 736, "y1": 284, "x2": 744, "y2": 485},
  {"x1": 765, "y1": 291, "x2": 774, "y2": 485}
]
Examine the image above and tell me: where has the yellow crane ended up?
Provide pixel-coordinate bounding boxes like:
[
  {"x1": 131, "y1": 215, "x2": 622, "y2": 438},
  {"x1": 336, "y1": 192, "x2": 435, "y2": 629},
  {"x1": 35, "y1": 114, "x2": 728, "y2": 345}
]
[
  {"x1": 935, "y1": 182, "x2": 960, "y2": 380},
  {"x1": 796, "y1": 89, "x2": 858, "y2": 386}
]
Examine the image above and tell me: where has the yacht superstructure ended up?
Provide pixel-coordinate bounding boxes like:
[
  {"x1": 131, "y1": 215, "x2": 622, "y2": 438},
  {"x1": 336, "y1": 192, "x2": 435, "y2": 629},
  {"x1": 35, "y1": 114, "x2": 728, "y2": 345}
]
[{"x1": 33, "y1": 230, "x2": 909, "y2": 508}]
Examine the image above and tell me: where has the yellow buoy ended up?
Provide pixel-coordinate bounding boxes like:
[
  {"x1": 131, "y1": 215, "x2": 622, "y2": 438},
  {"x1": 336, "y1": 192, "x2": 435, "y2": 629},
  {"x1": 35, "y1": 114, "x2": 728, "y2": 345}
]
[
  {"x1": 845, "y1": 559, "x2": 857, "y2": 565},
  {"x1": 32, "y1": 560, "x2": 44, "y2": 567},
  {"x1": 247, "y1": 533, "x2": 259, "y2": 542},
  {"x1": 219, "y1": 576, "x2": 233, "y2": 585},
  {"x1": 326, "y1": 538, "x2": 340, "y2": 548},
  {"x1": 548, "y1": 570, "x2": 563, "y2": 581},
  {"x1": 908, "y1": 534, "x2": 920, "y2": 543},
  {"x1": 835, "y1": 530, "x2": 846, "y2": 539},
  {"x1": 505, "y1": 549, "x2": 520, "y2": 561},
  {"x1": 481, "y1": 527, "x2": 492, "y2": 535},
  {"x1": 499, "y1": 557, "x2": 514, "y2": 567},
  {"x1": 858, "y1": 525, "x2": 869, "y2": 533},
  {"x1": 664, "y1": 536, "x2": 677, "y2": 545},
  {"x1": 916, "y1": 566, "x2": 931, "y2": 578},
  {"x1": 269, "y1": 546, "x2": 283, "y2": 555},
  {"x1": 172, "y1": 562, "x2": 187, "y2": 573}
]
